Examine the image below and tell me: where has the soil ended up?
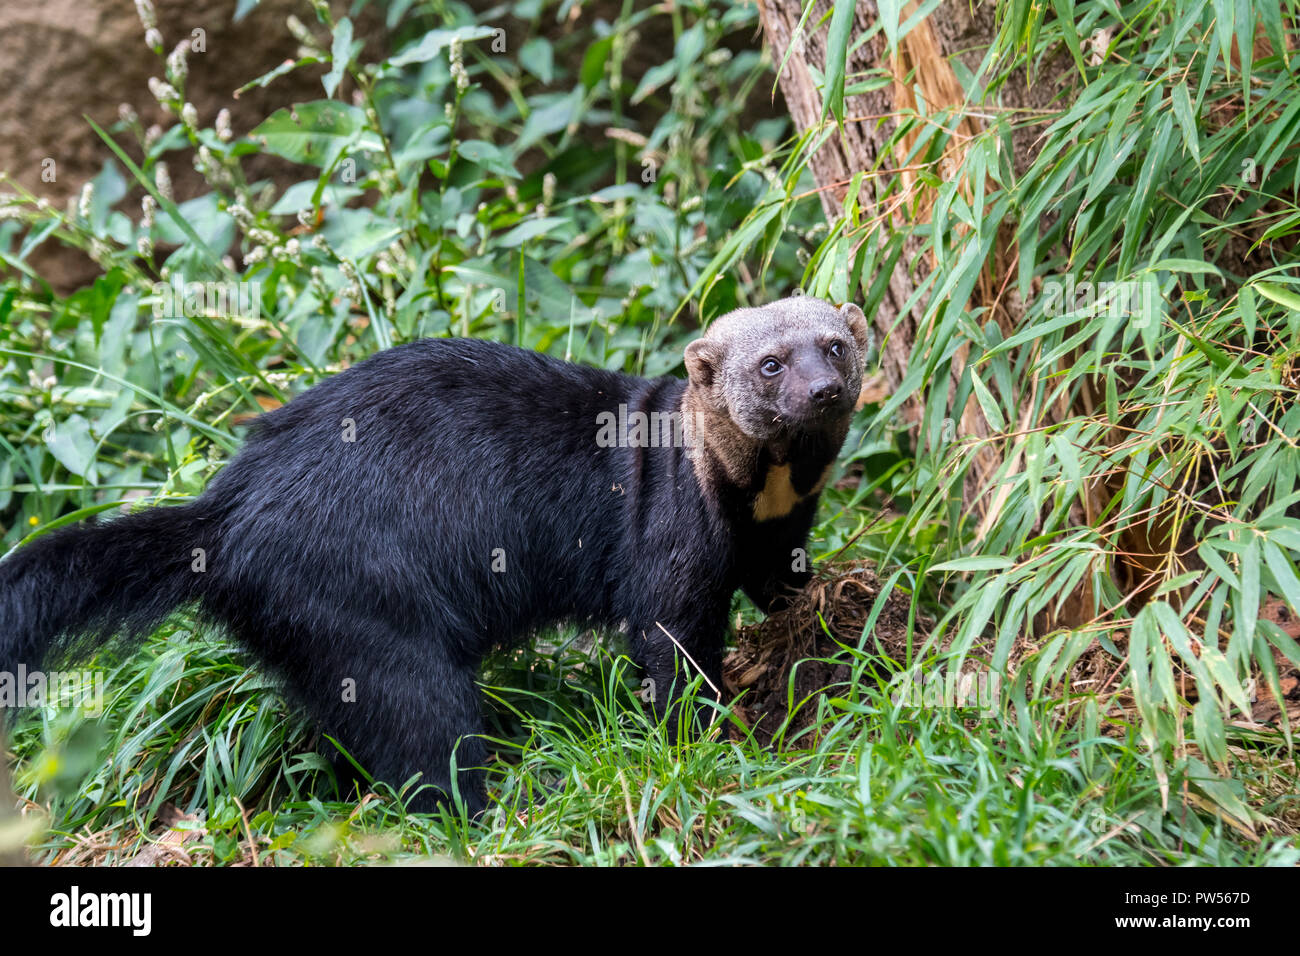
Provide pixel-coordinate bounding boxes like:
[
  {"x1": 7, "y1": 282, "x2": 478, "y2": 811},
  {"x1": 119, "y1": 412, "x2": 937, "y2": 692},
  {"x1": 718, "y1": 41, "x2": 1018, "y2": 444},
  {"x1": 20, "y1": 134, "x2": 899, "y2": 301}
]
[
  {"x1": 723, "y1": 562, "x2": 922, "y2": 747},
  {"x1": 0, "y1": 0, "x2": 384, "y2": 292}
]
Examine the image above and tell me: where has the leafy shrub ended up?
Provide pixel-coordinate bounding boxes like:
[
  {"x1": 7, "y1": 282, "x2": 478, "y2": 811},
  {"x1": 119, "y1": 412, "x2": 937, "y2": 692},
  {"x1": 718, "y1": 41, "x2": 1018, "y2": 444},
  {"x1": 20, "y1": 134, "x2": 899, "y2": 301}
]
[
  {"x1": 0, "y1": 0, "x2": 825, "y2": 549},
  {"x1": 729, "y1": 0, "x2": 1300, "y2": 821}
]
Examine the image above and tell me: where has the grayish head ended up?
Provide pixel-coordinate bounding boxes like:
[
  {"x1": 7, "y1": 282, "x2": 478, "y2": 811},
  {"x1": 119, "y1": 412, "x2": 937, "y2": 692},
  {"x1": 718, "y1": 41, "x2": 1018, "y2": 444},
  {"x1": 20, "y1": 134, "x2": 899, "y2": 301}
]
[{"x1": 684, "y1": 296, "x2": 870, "y2": 442}]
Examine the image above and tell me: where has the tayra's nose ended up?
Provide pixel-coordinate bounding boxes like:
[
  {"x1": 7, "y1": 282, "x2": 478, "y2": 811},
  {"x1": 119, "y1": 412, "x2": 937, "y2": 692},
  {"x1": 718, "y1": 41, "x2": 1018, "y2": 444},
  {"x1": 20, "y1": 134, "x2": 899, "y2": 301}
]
[{"x1": 809, "y1": 379, "x2": 841, "y2": 407}]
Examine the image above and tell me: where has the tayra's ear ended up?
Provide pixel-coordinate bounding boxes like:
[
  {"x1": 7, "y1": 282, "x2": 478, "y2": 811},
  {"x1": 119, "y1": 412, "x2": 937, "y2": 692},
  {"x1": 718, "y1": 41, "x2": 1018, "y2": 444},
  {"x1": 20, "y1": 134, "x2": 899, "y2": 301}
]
[
  {"x1": 684, "y1": 338, "x2": 723, "y2": 390},
  {"x1": 840, "y1": 303, "x2": 871, "y2": 355}
]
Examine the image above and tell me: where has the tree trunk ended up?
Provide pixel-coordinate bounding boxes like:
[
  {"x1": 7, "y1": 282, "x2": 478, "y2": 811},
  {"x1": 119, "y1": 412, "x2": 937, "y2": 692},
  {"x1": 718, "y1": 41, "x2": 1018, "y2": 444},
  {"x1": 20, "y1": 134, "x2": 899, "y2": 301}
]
[{"x1": 758, "y1": 0, "x2": 1064, "y2": 519}]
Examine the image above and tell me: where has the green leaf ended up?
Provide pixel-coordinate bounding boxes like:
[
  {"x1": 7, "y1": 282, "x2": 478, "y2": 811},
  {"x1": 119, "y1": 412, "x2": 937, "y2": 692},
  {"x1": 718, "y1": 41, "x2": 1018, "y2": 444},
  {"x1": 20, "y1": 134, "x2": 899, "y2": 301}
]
[
  {"x1": 1149, "y1": 258, "x2": 1221, "y2": 277},
  {"x1": 1026, "y1": 429, "x2": 1045, "y2": 511},
  {"x1": 1200, "y1": 644, "x2": 1253, "y2": 716},
  {"x1": 821, "y1": 1, "x2": 855, "y2": 125},
  {"x1": 249, "y1": 102, "x2": 365, "y2": 168},
  {"x1": 929, "y1": 556, "x2": 1015, "y2": 573},
  {"x1": 1254, "y1": 281, "x2": 1300, "y2": 313},
  {"x1": 1261, "y1": 0, "x2": 1288, "y2": 69},
  {"x1": 1169, "y1": 84, "x2": 1200, "y2": 166},
  {"x1": 1167, "y1": 316, "x2": 1239, "y2": 377},
  {"x1": 1197, "y1": 542, "x2": 1239, "y2": 590},
  {"x1": 235, "y1": 56, "x2": 321, "y2": 96},
  {"x1": 45, "y1": 414, "x2": 97, "y2": 481},
  {"x1": 1151, "y1": 600, "x2": 1214, "y2": 693},
  {"x1": 455, "y1": 140, "x2": 520, "y2": 180},
  {"x1": 1049, "y1": 0, "x2": 1086, "y2": 78},
  {"x1": 519, "y1": 37, "x2": 553, "y2": 84},
  {"x1": 631, "y1": 61, "x2": 678, "y2": 105},
  {"x1": 15, "y1": 500, "x2": 128, "y2": 549},
  {"x1": 878, "y1": 0, "x2": 902, "y2": 56},
  {"x1": 322, "y1": 208, "x2": 402, "y2": 260},
  {"x1": 950, "y1": 573, "x2": 1007, "y2": 669},
  {"x1": 387, "y1": 25, "x2": 496, "y2": 68},
  {"x1": 1263, "y1": 541, "x2": 1300, "y2": 615},
  {"x1": 1187, "y1": 758, "x2": 1257, "y2": 832},
  {"x1": 152, "y1": 193, "x2": 236, "y2": 251},
  {"x1": 516, "y1": 89, "x2": 583, "y2": 152},
  {"x1": 1119, "y1": 114, "x2": 1173, "y2": 275},
  {"x1": 1211, "y1": 0, "x2": 1236, "y2": 77},
  {"x1": 269, "y1": 181, "x2": 362, "y2": 215},
  {"x1": 1239, "y1": 285, "x2": 1257, "y2": 340},
  {"x1": 1082, "y1": 129, "x2": 1142, "y2": 209},
  {"x1": 323, "y1": 18, "x2": 354, "y2": 99},
  {"x1": 634, "y1": 19, "x2": 704, "y2": 106},
  {"x1": 1153, "y1": 570, "x2": 1201, "y2": 597},
  {"x1": 1129, "y1": 606, "x2": 1158, "y2": 734},
  {"x1": 580, "y1": 35, "x2": 614, "y2": 90},
  {"x1": 1237, "y1": 538, "x2": 1260, "y2": 645},
  {"x1": 969, "y1": 372, "x2": 1006, "y2": 432},
  {"x1": 496, "y1": 216, "x2": 569, "y2": 248}
]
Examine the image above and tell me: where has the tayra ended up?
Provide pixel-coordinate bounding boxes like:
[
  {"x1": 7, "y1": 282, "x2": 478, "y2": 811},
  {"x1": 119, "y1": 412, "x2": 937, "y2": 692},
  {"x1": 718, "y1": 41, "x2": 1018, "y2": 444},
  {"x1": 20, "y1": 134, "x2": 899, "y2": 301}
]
[{"x1": 0, "y1": 295, "x2": 869, "y2": 813}]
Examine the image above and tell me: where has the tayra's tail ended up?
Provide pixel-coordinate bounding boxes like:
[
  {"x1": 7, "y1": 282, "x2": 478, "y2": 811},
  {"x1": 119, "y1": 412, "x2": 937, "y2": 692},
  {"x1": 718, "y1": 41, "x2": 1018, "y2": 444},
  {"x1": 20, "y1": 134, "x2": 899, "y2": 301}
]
[{"x1": 0, "y1": 503, "x2": 212, "y2": 675}]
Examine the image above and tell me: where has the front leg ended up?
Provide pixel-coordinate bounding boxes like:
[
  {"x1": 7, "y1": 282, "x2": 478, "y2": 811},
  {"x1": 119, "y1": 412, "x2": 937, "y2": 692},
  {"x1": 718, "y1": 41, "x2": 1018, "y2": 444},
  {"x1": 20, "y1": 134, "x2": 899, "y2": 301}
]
[
  {"x1": 629, "y1": 612, "x2": 727, "y2": 740},
  {"x1": 617, "y1": 462, "x2": 735, "y2": 737},
  {"x1": 739, "y1": 496, "x2": 819, "y2": 613}
]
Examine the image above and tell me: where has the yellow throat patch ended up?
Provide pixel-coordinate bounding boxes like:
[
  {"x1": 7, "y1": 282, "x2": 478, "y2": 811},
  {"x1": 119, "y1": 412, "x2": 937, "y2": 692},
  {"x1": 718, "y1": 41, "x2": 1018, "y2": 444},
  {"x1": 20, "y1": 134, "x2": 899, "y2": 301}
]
[{"x1": 752, "y1": 463, "x2": 833, "y2": 521}]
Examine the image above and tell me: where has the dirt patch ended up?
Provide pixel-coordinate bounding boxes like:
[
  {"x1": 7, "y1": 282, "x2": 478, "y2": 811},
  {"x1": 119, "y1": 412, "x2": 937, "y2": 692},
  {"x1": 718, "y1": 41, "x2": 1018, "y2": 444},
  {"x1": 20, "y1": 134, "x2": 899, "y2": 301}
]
[
  {"x1": 0, "y1": 0, "x2": 386, "y2": 293},
  {"x1": 723, "y1": 562, "x2": 922, "y2": 747}
]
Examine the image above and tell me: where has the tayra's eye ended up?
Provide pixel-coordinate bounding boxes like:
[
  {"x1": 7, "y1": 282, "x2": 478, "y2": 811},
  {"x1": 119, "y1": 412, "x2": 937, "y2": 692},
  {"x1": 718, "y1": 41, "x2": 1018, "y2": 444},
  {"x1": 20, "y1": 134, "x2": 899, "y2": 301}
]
[
  {"x1": 828, "y1": 341, "x2": 845, "y2": 359},
  {"x1": 760, "y1": 358, "x2": 784, "y2": 377}
]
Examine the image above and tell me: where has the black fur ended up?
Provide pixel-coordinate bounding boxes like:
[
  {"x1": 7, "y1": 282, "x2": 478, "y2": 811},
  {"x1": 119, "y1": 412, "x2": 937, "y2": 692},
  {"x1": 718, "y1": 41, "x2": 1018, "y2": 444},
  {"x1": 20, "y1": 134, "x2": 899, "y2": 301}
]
[{"x1": 1, "y1": 337, "x2": 842, "y2": 812}]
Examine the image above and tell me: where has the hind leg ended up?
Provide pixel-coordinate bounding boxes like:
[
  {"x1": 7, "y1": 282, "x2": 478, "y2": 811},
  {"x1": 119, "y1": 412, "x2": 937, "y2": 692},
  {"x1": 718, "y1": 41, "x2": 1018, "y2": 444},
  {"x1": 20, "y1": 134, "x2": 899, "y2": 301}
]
[
  {"x1": 247, "y1": 621, "x2": 489, "y2": 815},
  {"x1": 340, "y1": 658, "x2": 486, "y2": 813},
  {"x1": 331, "y1": 640, "x2": 488, "y2": 814}
]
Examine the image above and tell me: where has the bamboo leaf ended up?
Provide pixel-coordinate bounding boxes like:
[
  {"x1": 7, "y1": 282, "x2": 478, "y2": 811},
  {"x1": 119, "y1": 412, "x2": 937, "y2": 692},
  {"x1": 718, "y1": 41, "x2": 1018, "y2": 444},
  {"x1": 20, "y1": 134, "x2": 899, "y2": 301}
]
[{"x1": 821, "y1": 1, "x2": 856, "y2": 125}]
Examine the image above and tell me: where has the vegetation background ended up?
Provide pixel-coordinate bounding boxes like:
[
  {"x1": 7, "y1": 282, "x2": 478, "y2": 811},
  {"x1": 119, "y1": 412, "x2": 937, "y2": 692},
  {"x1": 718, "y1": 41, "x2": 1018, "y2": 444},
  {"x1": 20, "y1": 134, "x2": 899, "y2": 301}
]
[{"x1": 1, "y1": 0, "x2": 1299, "y2": 865}]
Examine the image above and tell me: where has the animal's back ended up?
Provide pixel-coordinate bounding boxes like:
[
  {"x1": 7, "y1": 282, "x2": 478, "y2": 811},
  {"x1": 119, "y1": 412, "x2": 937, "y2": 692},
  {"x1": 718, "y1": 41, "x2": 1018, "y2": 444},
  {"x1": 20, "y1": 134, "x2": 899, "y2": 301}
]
[{"x1": 197, "y1": 338, "x2": 691, "y2": 651}]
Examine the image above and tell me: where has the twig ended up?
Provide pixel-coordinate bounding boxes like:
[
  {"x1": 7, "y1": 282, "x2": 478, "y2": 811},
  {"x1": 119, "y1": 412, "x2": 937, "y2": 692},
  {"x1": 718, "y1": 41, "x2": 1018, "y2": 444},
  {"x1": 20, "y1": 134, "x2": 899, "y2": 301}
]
[
  {"x1": 616, "y1": 770, "x2": 650, "y2": 867},
  {"x1": 231, "y1": 795, "x2": 259, "y2": 868},
  {"x1": 654, "y1": 622, "x2": 722, "y2": 699}
]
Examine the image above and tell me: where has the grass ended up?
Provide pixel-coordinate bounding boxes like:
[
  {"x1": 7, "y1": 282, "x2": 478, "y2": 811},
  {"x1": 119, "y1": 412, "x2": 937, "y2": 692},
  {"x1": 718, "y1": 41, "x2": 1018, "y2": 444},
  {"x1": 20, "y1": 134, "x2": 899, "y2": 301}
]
[{"x1": 10, "y1": 611, "x2": 1299, "y2": 866}]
